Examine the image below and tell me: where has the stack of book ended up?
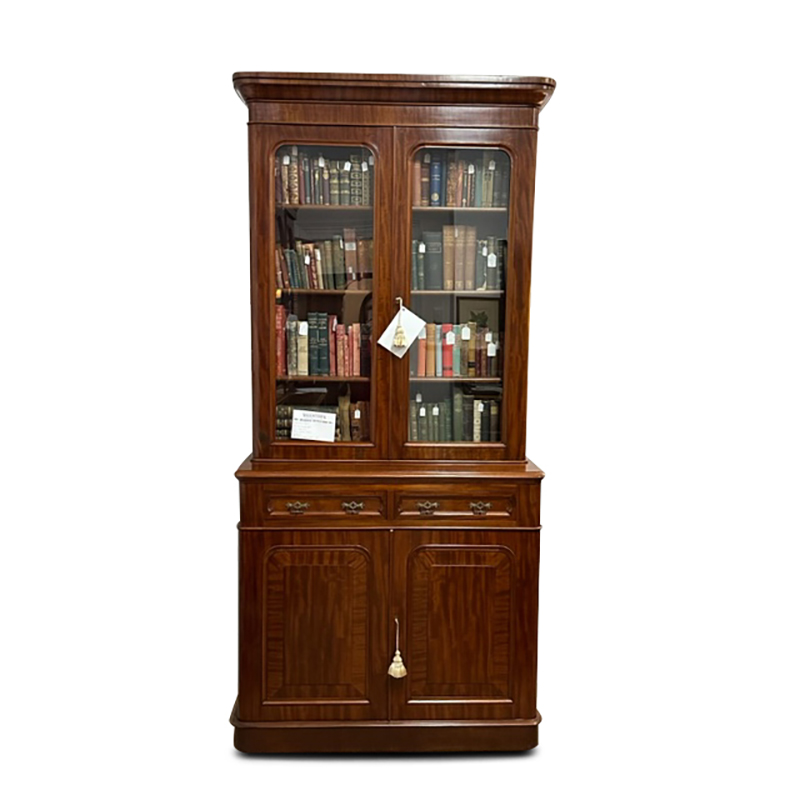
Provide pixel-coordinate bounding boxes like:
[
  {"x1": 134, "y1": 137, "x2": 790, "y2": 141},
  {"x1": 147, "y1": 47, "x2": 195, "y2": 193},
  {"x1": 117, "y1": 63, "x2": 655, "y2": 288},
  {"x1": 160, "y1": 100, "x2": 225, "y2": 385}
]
[
  {"x1": 408, "y1": 389, "x2": 501, "y2": 442},
  {"x1": 275, "y1": 147, "x2": 373, "y2": 207},
  {"x1": 275, "y1": 231, "x2": 373, "y2": 290},
  {"x1": 410, "y1": 322, "x2": 501, "y2": 379},
  {"x1": 412, "y1": 150, "x2": 510, "y2": 208},
  {"x1": 277, "y1": 307, "x2": 371, "y2": 378},
  {"x1": 276, "y1": 401, "x2": 370, "y2": 442},
  {"x1": 411, "y1": 231, "x2": 505, "y2": 291}
]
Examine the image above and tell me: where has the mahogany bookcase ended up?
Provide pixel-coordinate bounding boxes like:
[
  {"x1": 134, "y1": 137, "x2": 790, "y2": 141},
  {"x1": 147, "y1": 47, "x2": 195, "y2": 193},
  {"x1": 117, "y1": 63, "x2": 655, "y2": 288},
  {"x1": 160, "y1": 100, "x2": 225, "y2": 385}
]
[{"x1": 230, "y1": 72, "x2": 555, "y2": 753}]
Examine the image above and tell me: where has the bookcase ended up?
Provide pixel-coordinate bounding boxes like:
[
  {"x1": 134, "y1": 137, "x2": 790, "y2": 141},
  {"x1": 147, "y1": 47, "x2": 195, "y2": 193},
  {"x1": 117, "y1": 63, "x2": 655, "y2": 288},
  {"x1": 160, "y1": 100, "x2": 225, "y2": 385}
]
[{"x1": 230, "y1": 72, "x2": 555, "y2": 753}]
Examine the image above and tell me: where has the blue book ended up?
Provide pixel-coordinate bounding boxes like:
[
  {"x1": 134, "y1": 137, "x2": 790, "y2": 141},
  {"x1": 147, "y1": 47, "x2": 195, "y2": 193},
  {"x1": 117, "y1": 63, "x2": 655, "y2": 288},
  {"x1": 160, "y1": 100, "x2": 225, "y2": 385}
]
[{"x1": 430, "y1": 157, "x2": 442, "y2": 206}]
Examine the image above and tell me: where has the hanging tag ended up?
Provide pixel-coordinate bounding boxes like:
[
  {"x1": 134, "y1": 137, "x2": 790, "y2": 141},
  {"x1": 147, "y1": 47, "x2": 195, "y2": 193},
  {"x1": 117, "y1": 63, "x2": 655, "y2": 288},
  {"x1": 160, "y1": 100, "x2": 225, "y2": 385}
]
[
  {"x1": 488, "y1": 253, "x2": 497, "y2": 268},
  {"x1": 489, "y1": 160, "x2": 496, "y2": 171},
  {"x1": 445, "y1": 331, "x2": 456, "y2": 346},
  {"x1": 418, "y1": 242, "x2": 426, "y2": 254},
  {"x1": 482, "y1": 245, "x2": 489, "y2": 257},
  {"x1": 282, "y1": 155, "x2": 290, "y2": 165},
  {"x1": 488, "y1": 343, "x2": 497, "y2": 357},
  {"x1": 362, "y1": 162, "x2": 369, "y2": 172},
  {"x1": 432, "y1": 406, "x2": 440, "y2": 417},
  {"x1": 478, "y1": 402, "x2": 485, "y2": 412},
  {"x1": 423, "y1": 153, "x2": 431, "y2": 163},
  {"x1": 461, "y1": 326, "x2": 471, "y2": 341},
  {"x1": 485, "y1": 332, "x2": 493, "y2": 343},
  {"x1": 468, "y1": 164, "x2": 475, "y2": 174},
  {"x1": 369, "y1": 155, "x2": 374, "y2": 165},
  {"x1": 304, "y1": 254, "x2": 311, "y2": 265},
  {"x1": 419, "y1": 407, "x2": 426, "y2": 417},
  {"x1": 377, "y1": 300, "x2": 426, "y2": 358},
  {"x1": 318, "y1": 156, "x2": 325, "y2": 167},
  {"x1": 344, "y1": 161, "x2": 352, "y2": 171},
  {"x1": 415, "y1": 393, "x2": 422, "y2": 403},
  {"x1": 354, "y1": 409, "x2": 361, "y2": 419},
  {"x1": 298, "y1": 321, "x2": 309, "y2": 336},
  {"x1": 291, "y1": 146, "x2": 298, "y2": 156}
]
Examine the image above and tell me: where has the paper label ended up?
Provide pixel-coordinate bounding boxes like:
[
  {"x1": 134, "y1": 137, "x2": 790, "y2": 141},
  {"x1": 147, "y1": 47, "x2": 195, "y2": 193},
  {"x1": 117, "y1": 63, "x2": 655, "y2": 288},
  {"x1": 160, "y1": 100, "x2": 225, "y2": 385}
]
[
  {"x1": 419, "y1": 407, "x2": 426, "y2": 417},
  {"x1": 485, "y1": 332, "x2": 493, "y2": 343},
  {"x1": 418, "y1": 327, "x2": 426, "y2": 340},
  {"x1": 416, "y1": 393, "x2": 422, "y2": 402},
  {"x1": 445, "y1": 331, "x2": 456, "y2": 346},
  {"x1": 304, "y1": 254, "x2": 311, "y2": 265},
  {"x1": 354, "y1": 409, "x2": 361, "y2": 419},
  {"x1": 489, "y1": 160, "x2": 496, "y2": 171},
  {"x1": 432, "y1": 406, "x2": 440, "y2": 416},
  {"x1": 318, "y1": 156, "x2": 325, "y2": 167},
  {"x1": 418, "y1": 243, "x2": 426, "y2": 254},
  {"x1": 298, "y1": 321, "x2": 309, "y2": 336},
  {"x1": 291, "y1": 146, "x2": 298, "y2": 156},
  {"x1": 344, "y1": 242, "x2": 357, "y2": 251},
  {"x1": 461, "y1": 326, "x2": 471, "y2": 341},
  {"x1": 362, "y1": 162, "x2": 369, "y2": 172},
  {"x1": 488, "y1": 343, "x2": 497, "y2": 357},
  {"x1": 282, "y1": 155, "x2": 290, "y2": 165},
  {"x1": 468, "y1": 164, "x2": 475, "y2": 174},
  {"x1": 377, "y1": 306, "x2": 427, "y2": 359},
  {"x1": 369, "y1": 155, "x2": 374, "y2": 165},
  {"x1": 423, "y1": 153, "x2": 431, "y2": 163},
  {"x1": 291, "y1": 409, "x2": 336, "y2": 443},
  {"x1": 478, "y1": 402, "x2": 485, "y2": 412},
  {"x1": 344, "y1": 161, "x2": 352, "y2": 171},
  {"x1": 482, "y1": 246, "x2": 488, "y2": 257},
  {"x1": 487, "y1": 254, "x2": 497, "y2": 268}
]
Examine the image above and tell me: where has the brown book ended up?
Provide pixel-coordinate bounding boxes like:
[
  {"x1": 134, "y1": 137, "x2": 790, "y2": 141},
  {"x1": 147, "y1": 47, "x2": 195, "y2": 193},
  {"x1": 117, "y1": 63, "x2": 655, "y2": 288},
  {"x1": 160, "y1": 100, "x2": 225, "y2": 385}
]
[
  {"x1": 442, "y1": 225, "x2": 455, "y2": 291},
  {"x1": 464, "y1": 226, "x2": 477, "y2": 290},
  {"x1": 351, "y1": 323, "x2": 361, "y2": 376},
  {"x1": 478, "y1": 329, "x2": 488, "y2": 376},
  {"x1": 328, "y1": 316, "x2": 337, "y2": 375},
  {"x1": 446, "y1": 152, "x2": 458, "y2": 206},
  {"x1": 343, "y1": 228, "x2": 358, "y2": 284},
  {"x1": 336, "y1": 323, "x2": 346, "y2": 377},
  {"x1": 357, "y1": 239, "x2": 370, "y2": 280},
  {"x1": 454, "y1": 225, "x2": 466, "y2": 291},
  {"x1": 412, "y1": 155, "x2": 422, "y2": 206},
  {"x1": 288, "y1": 148, "x2": 300, "y2": 205},
  {"x1": 467, "y1": 322, "x2": 477, "y2": 376},
  {"x1": 280, "y1": 155, "x2": 290, "y2": 205},
  {"x1": 460, "y1": 330, "x2": 469, "y2": 377},
  {"x1": 425, "y1": 322, "x2": 436, "y2": 375},
  {"x1": 416, "y1": 331, "x2": 427, "y2": 377},
  {"x1": 420, "y1": 153, "x2": 430, "y2": 207},
  {"x1": 338, "y1": 394, "x2": 351, "y2": 441},
  {"x1": 275, "y1": 247, "x2": 285, "y2": 289},
  {"x1": 467, "y1": 165, "x2": 476, "y2": 207}
]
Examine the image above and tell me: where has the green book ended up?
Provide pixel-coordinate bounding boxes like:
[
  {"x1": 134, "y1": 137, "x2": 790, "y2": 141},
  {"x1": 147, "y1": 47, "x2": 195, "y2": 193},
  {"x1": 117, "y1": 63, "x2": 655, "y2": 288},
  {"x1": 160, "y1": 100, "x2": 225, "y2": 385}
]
[
  {"x1": 308, "y1": 313, "x2": 319, "y2": 375},
  {"x1": 453, "y1": 388, "x2": 463, "y2": 442},
  {"x1": 329, "y1": 164, "x2": 340, "y2": 205},
  {"x1": 322, "y1": 240, "x2": 334, "y2": 289},
  {"x1": 332, "y1": 235, "x2": 346, "y2": 289},
  {"x1": 416, "y1": 241, "x2": 425, "y2": 290},
  {"x1": 429, "y1": 403, "x2": 439, "y2": 442},
  {"x1": 418, "y1": 402, "x2": 429, "y2": 441},
  {"x1": 319, "y1": 313, "x2": 330, "y2": 376},
  {"x1": 411, "y1": 240, "x2": 418, "y2": 290},
  {"x1": 443, "y1": 398, "x2": 453, "y2": 442},
  {"x1": 409, "y1": 400, "x2": 418, "y2": 441},
  {"x1": 286, "y1": 314, "x2": 298, "y2": 376}
]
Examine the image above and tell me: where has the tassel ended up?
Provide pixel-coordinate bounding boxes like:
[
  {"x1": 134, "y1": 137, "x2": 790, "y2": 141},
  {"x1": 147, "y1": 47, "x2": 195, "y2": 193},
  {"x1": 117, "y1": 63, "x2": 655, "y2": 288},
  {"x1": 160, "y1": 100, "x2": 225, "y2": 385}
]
[
  {"x1": 392, "y1": 297, "x2": 408, "y2": 349},
  {"x1": 387, "y1": 617, "x2": 408, "y2": 679}
]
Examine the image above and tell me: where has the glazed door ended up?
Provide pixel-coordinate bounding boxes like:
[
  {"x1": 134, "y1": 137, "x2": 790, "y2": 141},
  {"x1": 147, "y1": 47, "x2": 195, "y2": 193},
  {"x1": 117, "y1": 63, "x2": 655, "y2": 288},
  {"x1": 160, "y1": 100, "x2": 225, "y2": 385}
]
[
  {"x1": 390, "y1": 127, "x2": 537, "y2": 460},
  {"x1": 239, "y1": 530, "x2": 390, "y2": 721},
  {"x1": 390, "y1": 529, "x2": 539, "y2": 721},
  {"x1": 250, "y1": 124, "x2": 393, "y2": 460}
]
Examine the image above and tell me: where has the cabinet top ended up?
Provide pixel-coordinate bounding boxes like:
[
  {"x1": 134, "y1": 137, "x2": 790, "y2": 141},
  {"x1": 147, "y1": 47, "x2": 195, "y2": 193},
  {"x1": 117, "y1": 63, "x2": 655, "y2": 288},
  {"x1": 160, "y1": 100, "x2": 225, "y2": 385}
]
[{"x1": 233, "y1": 72, "x2": 556, "y2": 110}]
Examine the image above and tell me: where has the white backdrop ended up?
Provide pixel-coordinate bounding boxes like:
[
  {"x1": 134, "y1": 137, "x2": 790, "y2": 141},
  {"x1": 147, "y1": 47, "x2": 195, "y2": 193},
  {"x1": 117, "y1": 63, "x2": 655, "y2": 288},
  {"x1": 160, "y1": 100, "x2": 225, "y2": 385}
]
[{"x1": 2, "y1": 2, "x2": 799, "y2": 798}]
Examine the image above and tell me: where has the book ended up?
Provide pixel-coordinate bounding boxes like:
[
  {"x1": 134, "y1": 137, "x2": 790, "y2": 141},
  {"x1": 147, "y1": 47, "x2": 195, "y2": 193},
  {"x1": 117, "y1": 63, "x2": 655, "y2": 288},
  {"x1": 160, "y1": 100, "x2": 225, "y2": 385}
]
[
  {"x1": 416, "y1": 327, "x2": 427, "y2": 376},
  {"x1": 473, "y1": 400, "x2": 482, "y2": 442},
  {"x1": 332, "y1": 236, "x2": 346, "y2": 289},
  {"x1": 481, "y1": 400, "x2": 490, "y2": 441},
  {"x1": 482, "y1": 153, "x2": 494, "y2": 208},
  {"x1": 467, "y1": 322, "x2": 477, "y2": 376},
  {"x1": 276, "y1": 305, "x2": 287, "y2": 376},
  {"x1": 329, "y1": 163, "x2": 340, "y2": 205},
  {"x1": 411, "y1": 240, "x2": 418, "y2": 290},
  {"x1": 328, "y1": 316, "x2": 337, "y2": 376},
  {"x1": 409, "y1": 399, "x2": 419, "y2": 441},
  {"x1": 360, "y1": 321, "x2": 372, "y2": 378},
  {"x1": 338, "y1": 393, "x2": 351, "y2": 441},
  {"x1": 442, "y1": 226, "x2": 455, "y2": 290},
  {"x1": 319, "y1": 313, "x2": 330, "y2": 376},
  {"x1": 454, "y1": 225, "x2": 466, "y2": 290},
  {"x1": 453, "y1": 387, "x2": 463, "y2": 441},
  {"x1": 343, "y1": 228, "x2": 358, "y2": 284},
  {"x1": 464, "y1": 226, "x2": 477, "y2": 290},
  {"x1": 425, "y1": 322, "x2": 436, "y2": 376},
  {"x1": 308, "y1": 312, "x2": 320, "y2": 375},
  {"x1": 412, "y1": 155, "x2": 422, "y2": 206},
  {"x1": 288, "y1": 148, "x2": 300, "y2": 204},
  {"x1": 486, "y1": 237, "x2": 498, "y2": 290},
  {"x1": 340, "y1": 163, "x2": 350, "y2": 205},
  {"x1": 336, "y1": 322, "x2": 346, "y2": 377},
  {"x1": 420, "y1": 153, "x2": 430, "y2": 207},
  {"x1": 286, "y1": 314, "x2": 298, "y2": 375},
  {"x1": 421, "y1": 231, "x2": 443, "y2": 290},
  {"x1": 452, "y1": 325, "x2": 461, "y2": 376},
  {"x1": 297, "y1": 319, "x2": 309, "y2": 376},
  {"x1": 445, "y1": 152, "x2": 458, "y2": 207},
  {"x1": 416, "y1": 240, "x2": 426, "y2": 290},
  {"x1": 463, "y1": 397, "x2": 474, "y2": 442},
  {"x1": 490, "y1": 400, "x2": 500, "y2": 441},
  {"x1": 430, "y1": 155, "x2": 442, "y2": 206},
  {"x1": 442, "y1": 323, "x2": 453, "y2": 377},
  {"x1": 418, "y1": 402, "x2": 429, "y2": 441},
  {"x1": 434, "y1": 324, "x2": 443, "y2": 378},
  {"x1": 351, "y1": 322, "x2": 361, "y2": 376}
]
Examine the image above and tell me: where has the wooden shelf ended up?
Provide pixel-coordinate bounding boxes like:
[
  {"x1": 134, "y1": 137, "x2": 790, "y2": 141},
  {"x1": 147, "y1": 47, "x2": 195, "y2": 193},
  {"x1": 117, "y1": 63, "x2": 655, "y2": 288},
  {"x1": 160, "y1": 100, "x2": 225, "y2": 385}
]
[
  {"x1": 277, "y1": 289, "x2": 372, "y2": 296},
  {"x1": 412, "y1": 206, "x2": 507, "y2": 213},
  {"x1": 277, "y1": 375, "x2": 370, "y2": 383},
  {"x1": 411, "y1": 290, "x2": 503, "y2": 297},
  {"x1": 276, "y1": 204, "x2": 373, "y2": 211},
  {"x1": 410, "y1": 377, "x2": 502, "y2": 383}
]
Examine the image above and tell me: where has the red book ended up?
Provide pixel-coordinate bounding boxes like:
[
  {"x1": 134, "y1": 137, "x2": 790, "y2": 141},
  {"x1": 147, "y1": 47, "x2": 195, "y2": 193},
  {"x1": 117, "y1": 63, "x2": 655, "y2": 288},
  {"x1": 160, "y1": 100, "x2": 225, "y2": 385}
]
[
  {"x1": 328, "y1": 316, "x2": 337, "y2": 376},
  {"x1": 351, "y1": 323, "x2": 361, "y2": 376},
  {"x1": 344, "y1": 328, "x2": 352, "y2": 376},
  {"x1": 336, "y1": 323, "x2": 346, "y2": 377},
  {"x1": 441, "y1": 323, "x2": 453, "y2": 377},
  {"x1": 416, "y1": 331, "x2": 427, "y2": 376},
  {"x1": 276, "y1": 305, "x2": 287, "y2": 376}
]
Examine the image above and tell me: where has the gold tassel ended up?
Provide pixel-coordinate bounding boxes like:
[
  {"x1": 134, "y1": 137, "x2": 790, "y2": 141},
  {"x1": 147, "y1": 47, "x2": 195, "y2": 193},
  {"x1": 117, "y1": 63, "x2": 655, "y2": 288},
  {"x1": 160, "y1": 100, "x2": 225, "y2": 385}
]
[
  {"x1": 387, "y1": 617, "x2": 408, "y2": 679},
  {"x1": 392, "y1": 298, "x2": 407, "y2": 349}
]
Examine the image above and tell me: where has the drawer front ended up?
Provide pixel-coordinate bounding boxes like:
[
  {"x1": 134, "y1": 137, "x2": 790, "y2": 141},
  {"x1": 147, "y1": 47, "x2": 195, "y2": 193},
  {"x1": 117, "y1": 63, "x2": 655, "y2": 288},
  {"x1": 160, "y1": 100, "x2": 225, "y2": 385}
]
[
  {"x1": 394, "y1": 489, "x2": 517, "y2": 523},
  {"x1": 262, "y1": 492, "x2": 386, "y2": 520}
]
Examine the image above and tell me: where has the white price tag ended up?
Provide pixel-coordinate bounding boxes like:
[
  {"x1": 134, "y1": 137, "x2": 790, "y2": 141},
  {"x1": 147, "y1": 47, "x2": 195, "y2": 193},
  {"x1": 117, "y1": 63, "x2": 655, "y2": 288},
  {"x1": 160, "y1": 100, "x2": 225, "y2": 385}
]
[
  {"x1": 461, "y1": 326, "x2": 471, "y2": 341},
  {"x1": 344, "y1": 161, "x2": 352, "y2": 171},
  {"x1": 318, "y1": 156, "x2": 325, "y2": 167},
  {"x1": 282, "y1": 155, "x2": 290, "y2": 165},
  {"x1": 418, "y1": 243, "x2": 426, "y2": 254},
  {"x1": 362, "y1": 162, "x2": 369, "y2": 172},
  {"x1": 485, "y1": 332, "x2": 493, "y2": 343},
  {"x1": 368, "y1": 155, "x2": 374, "y2": 165},
  {"x1": 489, "y1": 160, "x2": 496, "y2": 171},
  {"x1": 304, "y1": 254, "x2": 311, "y2": 265},
  {"x1": 488, "y1": 254, "x2": 498, "y2": 268},
  {"x1": 423, "y1": 153, "x2": 431, "y2": 163},
  {"x1": 432, "y1": 406, "x2": 440, "y2": 416},
  {"x1": 488, "y1": 343, "x2": 497, "y2": 357},
  {"x1": 478, "y1": 402, "x2": 485, "y2": 412},
  {"x1": 482, "y1": 246, "x2": 488, "y2": 257},
  {"x1": 354, "y1": 409, "x2": 361, "y2": 419},
  {"x1": 291, "y1": 408, "x2": 336, "y2": 443},
  {"x1": 291, "y1": 146, "x2": 298, "y2": 156},
  {"x1": 419, "y1": 407, "x2": 426, "y2": 417},
  {"x1": 468, "y1": 164, "x2": 475, "y2": 174},
  {"x1": 298, "y1": 321, "x2": 309, "y2": 336},
  {"x1": 445, "y1": 331, "x2": 456, "y2": 346},
  {"x1": 416, "y1": 393, "x2": 422, "y2": 402}
]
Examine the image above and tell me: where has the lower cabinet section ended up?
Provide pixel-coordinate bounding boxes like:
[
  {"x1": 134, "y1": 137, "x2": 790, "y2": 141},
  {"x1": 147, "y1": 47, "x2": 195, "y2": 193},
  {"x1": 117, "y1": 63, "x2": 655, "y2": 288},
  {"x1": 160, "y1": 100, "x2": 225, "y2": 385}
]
[{"x1": 237, "y1": 527, "x2": 540, "y2": 731}]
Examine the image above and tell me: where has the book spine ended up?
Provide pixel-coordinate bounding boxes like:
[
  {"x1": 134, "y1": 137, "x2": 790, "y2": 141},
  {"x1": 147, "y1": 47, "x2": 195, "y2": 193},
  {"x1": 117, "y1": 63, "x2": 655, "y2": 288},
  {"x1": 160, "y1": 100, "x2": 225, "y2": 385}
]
[
  {"x1": 416, "y1": 242, "x2": 425, "y2": 290},
  {"x1": 352, "y1": 323, "x2": 361, "y2": 376},
  {"x1": 276, "y1": 305, "x2": 287, "y2": 376},
  {"x1": 482, "y1": 153, "x2": 494, "y2": 207},
  {"x1": 486, "y1": 237, "x2": 498, "y2": 290},
  {"x1": 443, "y1": 398, "x2": 452, "y2": 442},
  {"x1": 435, "y1": 324, "x2": 443, "y2": 378},
  {"x1": 328, "y1": 317, "x2": 337, "y2": 376},
  {"x1": 319, "y1": 313, "x2": 330, "y2": 376},
  {"x1": 343, "y1": 228, "x2": 358, "y2": 284},
  {"x1": 454, "y1": 225, "x2": 466, "y2": 290},
  {"x1": 456, "y1": 161, "x2": 464, "y2": 207},
  {"x1": 493, "y1": 162, "x2": 504, "y2": 207},
  {"x1": 463, "y1": 398, "x2": 473, "y2": 442},
  {"x1": 481, "y1": 400, "x2": 490, "y2": 441},
  {"x1": 332, "y1": 236, "x2": 346, "y2": 289},
  {"x1": 473, "y1": 400, "x2": 482, "y2": 442},
  {"x1": 425, "y1": 322, "x2": 436, "y2": 376},
  {"x1": 329, "y1": 164, "x2": 339, "y2": 205},
  {"x1": 429, "y1": 403, "x2": 439, "y2": 441},
  {"x1": 446, "y1": 152, "x2": 458, "y2": 207},
  {"x1": 453, "y1": 388, "x2": 463, "y2": 442},
  {"x1": 275, "y1": 247, "x2": 284, "y2": 289},
  {"x1": 474, "y1": 159, "x2": 483, "y2": 207},
  {"x1": 412, "y1": 154, "x2": 422, "y2": 206},
  {"x1": 360, "y1": 322, "x2": 371, "y2": 378},
  {"x1": 442, "y1": 225, "x2": 455, "y2": 291},
  {"x1": 411, "y1": 240, "x2": 418, "y2": 290},
  {"x1": 280, "y1": 155, "x2": 290, "y2": 206},
  {"x1": 468, "y1": 322, "x2": 477, "y2": 376},
  {"x1": 452, "y1": 325, "x2": 461, "y2": 376},
  {"x1": 490, "y1": 400, "x2": 500, "y2": 442},
  {"x1": 420, "y1": 153, "x2": 430, "y2": 207},
  {"x1": 338, "y1": 394, "x2": 351, "y2": 441},
  {"x1": 442, "y1": 323, "x2": 453, "y2": 377},
  {"x1": 309, "y1": 313, "x2": 320, "y2": 376},
  {"x1": 297, "y1": 319, "x2": 309, "y2": 376},
  {"x1": 344, "y1": 328, "x2": 352, "y2": 377},
  {"x1": 289, "y1": 148, "x2": 300, "y2": 204},
  {"x1": 416, "y1": 329, "x2": 427, "y2": 377},
  {"x1": 465, "y1": 226, "x2": 477, "y2": 290},
  {"x1": 418, "y1": 403, "x2": 428, "y2": 442},
  {"x1": 422, "y1": 232, "x2": 443, "y2": 290},
  {"x1": 409, "y1": 399, "x2": 419, "y2": 441},
  {"x1": 430, "y1": 156, "x2": 442, "y2": 206},
  {"x1": 287, "y1": 315, "x2": 298, "y2": 376},
  {"x1": 357, "y1": 240, "x2": 369, "y2": 282},
  {"x1": 340, "y1": 163, "x2": 351, "y2": 205},
  {"x1": 336, "y1": 324, "x2": 346, "y2": 377}
]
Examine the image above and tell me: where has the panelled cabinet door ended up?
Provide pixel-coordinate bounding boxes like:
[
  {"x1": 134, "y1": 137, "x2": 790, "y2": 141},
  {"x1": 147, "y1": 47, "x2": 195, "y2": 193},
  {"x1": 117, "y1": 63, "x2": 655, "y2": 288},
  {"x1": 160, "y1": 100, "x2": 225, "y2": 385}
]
[
  {"x1": 250, "y1": 124, "x2": 394, "y2": 461},
  {"x1": 390, "y1": 530, "x2": 539, "y2": 721},
  {"x1": 391, "y1": 127, "x2": 537, "y2": 461},
  {"x1": 239, "y1": 530, "x2": 389, "y2": 721}
]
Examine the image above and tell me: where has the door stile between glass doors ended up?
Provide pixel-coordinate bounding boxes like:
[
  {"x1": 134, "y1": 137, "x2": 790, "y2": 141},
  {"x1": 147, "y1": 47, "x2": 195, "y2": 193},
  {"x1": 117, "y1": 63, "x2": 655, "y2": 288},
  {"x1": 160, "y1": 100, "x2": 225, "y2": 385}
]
[
  {"x1": 390, "y1": 127, "x2": 537, "y2": 462},
  {"x1": 251, "y1": 124, "x2": 393, "y2": 461}
]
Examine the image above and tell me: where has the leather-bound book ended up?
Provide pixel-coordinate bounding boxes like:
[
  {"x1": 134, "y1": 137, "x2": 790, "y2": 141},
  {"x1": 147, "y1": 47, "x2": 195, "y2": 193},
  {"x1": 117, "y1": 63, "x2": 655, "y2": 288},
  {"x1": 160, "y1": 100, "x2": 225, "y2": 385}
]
[
  {"x1": 314, "y1": 247, "x2": 324, "y2": 289},
  {"x1": 442, "y1": 226, "x2": 455, "y2": 290},
  {"x1": 357, "y1": 240, "x2": 370, "y2": 281},
  {"x1": 418, "y1": 403, "x2": 428, "y2": 442},
  {"x1": 452, "y1": 325, "x2": 461, "y2": 376},
  {"x1": 489, "y1": 400, "x2": 500, "y2": 441},
  {"x1": 481, "y1": 400, "x2": 491, "y2": 441},
  {"x1": 416, "y1": 241, "x2": 426, "y2": 290},
  {"x1": 454, "y1": 225, "x2": 466, "y2": 290},
  {"x1": 493, "y1": 162, "x2": 504, "y2": 207},
  {"x1": 349, "y1": 155, "x2": 363, "y2": 206},
  {"x1": 343, "y1": 327, "x2": 352, "y2": 377},
  {"x1": 464, "y1": 227, "x2": 477, "y2": 290},
  {"x1": 412, "y1": 155, "x2": 422, "y2": 206},
  {"x1": 318, "y1": 313, "x2": 330, "y2": 376},
  {"x1": 443, "y1": 398, "x2": 453, "y2": 442},
  {"x1": 467, "y1": 322, "x2": 477, "y2": 376},
  {"x1": 275, "y1": 247, "x2": 284, "y2": 289},
  {"x1": 434, "y1": 324, "x2": 443, "y2": 378},
  {"x1": 498, "y1": 240, "x2": 507, "y2": 290},
  {"x1": 425, "y1": 322, "x2": 436, "y2": 376},
  {"x1": 474, "y1": 160, "x2": 483, "y2": 207},
  {"x1": 441, "y1": 323, "x2": 453, "y2": 377},
  {"x1": 416, "y1": 329, "x2": 427, "y2": 377},
  {"x1": 430, "y1": 155, "x2": 442, "y2": 206},
  {"x1": 313, "y1": 164, "x2": 322, "y2": 204},
  {"x1": 452, "y1": 388, "x2": 463, "y2": 441},
  {"x1": 322, "y1": 240, "x2": 334, "y2": 289},
  {"x1": 472, "y1": 400, "x2": 482, "y2": 442},
  {"x1": 276, "y1": 305, "x2": 287, "y2": 376},
  {"x1": 343, "y1": 228, "x2": 358, "y2": 284},
  {"x1": 360, "y1": 322, "x2": 371, "y2": 378},
  {"x1": 420, "y1": 153, "x2": 430, "y2": 207},
  {"x1": 445, "y1": 151, "x2": 458, "y2": 206},
  {"x1": 455, "y1": 160, "x2": 464, "y2": 207},
  {"x1": 487, "y1": 335, "x2": 498, "y2": 378},
  {"x1": 463, "y1": 396, "x2": 473, "y2": 442},
  {"x1": 421, "y1": 231, "x2": 443, "y2": 290},
  {"x1": 338, "y1": 394, "x2": 351, "y2": 441},
  {"x1": 339, "y1": 163, "x2": 351, "y2": 205},
  {"x1": 475, "y1": 239, "x2": 487, "y2": 289},
  {"x1": 486, "y1": 238, "x2": 498, "y2": 290},
  {"x1": 351, "y1": 323, "x2": 361, "y2": 376},
  {"x1": 288, "y1": 148, "x2": 300, "y2": 204},
  {"x1": 460, "y1": 328, "x2": 469, "y2": 377},
  {"x1": 411, "y1": 240, "x2": 418, "y2": 290},
  {"x1": 280, "y1": 154, "x2": 290, "y2": 206},
  {"x1": 409, "y1": 399, "x2": 418, "y2": 441},
  {"x1": 302, "y1": 154, "x2": 311, "y2": 204},
  {"x1": 328, "y1": 316, "x2": 337, "y2": 376},
  {"x1": 332, "y1": 236, "x2": 346, "y2": 289},
  {"x1": 310, "y1": 313, "x2": 322, "y2": 376},
  {"x1": 329, "y1": 163, "x2": 340, "y2": 205},
  {"x1": 322, "y1": 166, "x2": 330, "y2": 205},
  {"x1": 286, "y1": 314, "x2": 298, "y2": 376},
  {"x1": 482, "y1": 153, "x2": 494, "y2": 207},
  {"x1": 335, "y1": 322, "x2": 346, "y2": 377},
  {"x1": 467, "y1": 163, "x2": 476, "y2": 207},
  {"x1": 362, "y1": 401, "x2": 370, "y2": 441},
  {"x1": 296, "y1": 318, "x2": 309, "y2": 376},
  {"x1": 479, "y1": 329, "x2": 489, "y2": 376},
  {"x1": 430, "y1": 404, "x2": 439, "y2": 442}
]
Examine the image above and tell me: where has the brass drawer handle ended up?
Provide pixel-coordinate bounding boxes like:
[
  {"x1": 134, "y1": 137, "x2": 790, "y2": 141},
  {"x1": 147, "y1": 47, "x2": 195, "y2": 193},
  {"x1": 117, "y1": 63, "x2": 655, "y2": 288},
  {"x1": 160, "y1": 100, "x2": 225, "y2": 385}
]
[
  {"x1": 341, "y1": 501, "x2": 365, "y2": 515},
  {"x1": 416, "y1": 501, "x2": 439, "y2": 516},
  {"x1": 470, "y1": 501, "x2": 493, "y2": 516},
  {"x1": 285, "y1": 501, "x2": 311, "y2": 515}
]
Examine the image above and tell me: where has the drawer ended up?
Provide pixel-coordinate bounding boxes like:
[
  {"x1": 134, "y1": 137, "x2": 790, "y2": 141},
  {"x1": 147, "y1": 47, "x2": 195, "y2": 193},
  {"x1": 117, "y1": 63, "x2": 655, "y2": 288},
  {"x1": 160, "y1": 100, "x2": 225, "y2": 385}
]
[
  {"x1": 261, "y1": 492, "x2": 387, "y2": 520},
  {"x1": 394, "y1": 489, "x2": 517, "y2": 523}
]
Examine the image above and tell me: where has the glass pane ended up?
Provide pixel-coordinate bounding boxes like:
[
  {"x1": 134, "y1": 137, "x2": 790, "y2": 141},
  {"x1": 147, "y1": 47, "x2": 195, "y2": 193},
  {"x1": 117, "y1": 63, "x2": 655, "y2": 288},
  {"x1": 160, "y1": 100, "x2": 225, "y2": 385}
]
[
  {"x1": 274, "y1": 145, "x2": 375, "y2": 443},
  {"x1": 407, "y1": 147, "x2": 509, "y2": 444}
]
